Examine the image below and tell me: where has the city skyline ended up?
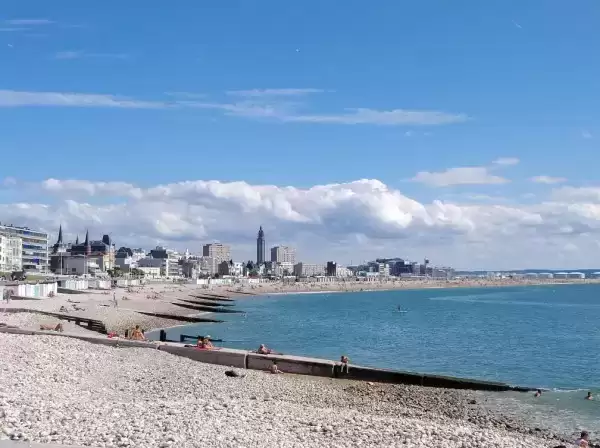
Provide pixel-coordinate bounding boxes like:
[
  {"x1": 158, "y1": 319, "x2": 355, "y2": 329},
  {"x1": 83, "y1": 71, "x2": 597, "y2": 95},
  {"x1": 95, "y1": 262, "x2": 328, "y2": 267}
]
[{"x1": 1, "y1": 2, "x2": 600, "y2": 270}]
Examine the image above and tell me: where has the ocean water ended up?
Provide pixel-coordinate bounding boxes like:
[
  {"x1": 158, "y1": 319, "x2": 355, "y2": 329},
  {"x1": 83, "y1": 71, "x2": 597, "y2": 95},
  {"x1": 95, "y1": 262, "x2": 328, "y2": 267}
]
[{"x1": 158, "y1": 284, "x2": 600, "y2": 436}]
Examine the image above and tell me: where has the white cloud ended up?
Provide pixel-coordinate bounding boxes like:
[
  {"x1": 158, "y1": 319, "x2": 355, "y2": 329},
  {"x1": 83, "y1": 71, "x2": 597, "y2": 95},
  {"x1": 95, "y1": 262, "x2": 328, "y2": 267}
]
[
  {"x1": 552, "y1": 186, "x2": 600, "y2": 202},
  {"x1": 286, "y1": 108, "x2": 468, "y2": 126},
  {"x1": 0, "y1": 89, "x2": 467, "y2": 127},
  {"x1": 530, "y1": 175, "x2": 567, "y2": 185},
  {"x1": 582, "y1": 130, "x2": 593, "y2": 139},
  {"x1": 54, "y1": 51, "x2": 129, "y2": 60},
  {"x1": 411, "y1": 167, "x2": 509, "y2": 187},
  {"x1": 54, "y1": 51, "x2": 84, "y2": 60},
  {"x1": 4, "y1": 176, "x2": 600, "y2": 269},
  {"x1": 226, "y1": 88, "x2": 325, "y2": 97},
  {"x1": 0, "y1": 90, "x2": 166, "y2": 109},
  {"x1": 492, "y1": 157, "x2": 520, "y2": 166},
  {"x1": 5, "y1": 19, "x2": 54, "y2": 25}
]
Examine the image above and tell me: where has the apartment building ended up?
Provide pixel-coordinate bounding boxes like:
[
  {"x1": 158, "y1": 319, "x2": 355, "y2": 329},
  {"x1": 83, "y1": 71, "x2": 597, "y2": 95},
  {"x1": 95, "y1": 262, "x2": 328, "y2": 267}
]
[
  {"x1": 0, "y1": 223, "x2": 49, "y2": 273},
  {"x1": 202, "y1": 243, "x2": 231, "y2": 263},
  {"x1": 293, "y1": 262, "x2": 325, "y2": 277},
  {"x1": 0, "y1": 235, "x2": 23, "y2": 272},
  {"x1": 270, "y1": 245, "x2": 296, "y2": 264}
]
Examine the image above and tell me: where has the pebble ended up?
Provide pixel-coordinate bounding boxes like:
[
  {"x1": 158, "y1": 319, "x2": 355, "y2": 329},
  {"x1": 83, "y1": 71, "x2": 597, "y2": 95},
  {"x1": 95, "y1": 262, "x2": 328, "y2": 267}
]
[{"x1": 0, "y1": 333, "x2": 556, "y2": 447}]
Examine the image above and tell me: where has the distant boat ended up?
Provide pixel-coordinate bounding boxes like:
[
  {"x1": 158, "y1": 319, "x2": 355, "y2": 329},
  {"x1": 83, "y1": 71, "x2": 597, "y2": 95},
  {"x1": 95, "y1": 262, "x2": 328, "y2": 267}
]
[{"x1": 397, "y1": 306, "x2": 408, "y2": 313}]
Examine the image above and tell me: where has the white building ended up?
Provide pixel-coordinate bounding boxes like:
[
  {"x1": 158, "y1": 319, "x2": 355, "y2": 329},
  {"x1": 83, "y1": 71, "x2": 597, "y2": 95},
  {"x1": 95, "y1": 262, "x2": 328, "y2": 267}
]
[
  {"x1": 293, "y1": 262, "x2": 325, "y2": 277},
  {"x1": 378, "y1": 263, "x2": 390, "y2": 277},
  {"x1": 0, "y1": 235, "x2": 23, "y2": 272},
  {"x1": 0, "y1": 223, "x2": 49, "y2": 273},
  {"x1": 270, "y1": 246, "x2": 296, "y2": 264},
  {"x1": 335, "y1": 266, "x2": 352, "y2": 277},
  {"x1": 137, "y1": 266, "x2": 161, "y2": 277}
]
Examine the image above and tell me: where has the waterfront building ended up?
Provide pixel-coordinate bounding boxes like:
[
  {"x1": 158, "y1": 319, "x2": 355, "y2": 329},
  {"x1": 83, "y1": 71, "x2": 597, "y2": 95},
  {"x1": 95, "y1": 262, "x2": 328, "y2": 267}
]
[
  {"x1": 293, "y1": 262, "x2": 325, "y2": 277},
  {"x1": 0, "y1": 234, "x2": 23, "y2": 272},
  {"x1": 256, "y1": 226, "x2": 265, "y2": 265},
  {"x1": 203, "y1": 243, "x2": 231, "y2": 264},
  {"x1": 149, "y1": 246, "x2": 182, "y2": 277},
  {"x1": 270, "y1": 245, "x2": 296, "y2": 264},
  {"x1": 0, "y1": 223, "x2": 49, "y2": 273}
]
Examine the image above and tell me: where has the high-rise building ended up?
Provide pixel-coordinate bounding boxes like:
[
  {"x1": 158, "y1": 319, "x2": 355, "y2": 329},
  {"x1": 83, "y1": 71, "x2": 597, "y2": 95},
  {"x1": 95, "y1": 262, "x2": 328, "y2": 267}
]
[
  {"x1": 326, "y1": 261, "x2": 337, "y2": 276},
  {"x1": 202, "y1": 243, "x2": 231, "y2": 264},
  {"x1": 256, "y1": 226, "x2": 265, "y2": 265},
  {"x1": 0, "y1": 223, "x2": 49, "y2": 273},
  {"x1": 270, "y1": 245, "x2": 296, "y2": 264}
]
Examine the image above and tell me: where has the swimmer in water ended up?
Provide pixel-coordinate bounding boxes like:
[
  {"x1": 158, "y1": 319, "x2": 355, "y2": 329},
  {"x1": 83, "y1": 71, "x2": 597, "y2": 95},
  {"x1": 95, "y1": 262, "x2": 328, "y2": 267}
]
[
  {"x1": 586, "y1": 391, "x2": 593, "y2": 400},
  {"x1": 534, "y1": 389, "x2": 542, "y2": 398}
]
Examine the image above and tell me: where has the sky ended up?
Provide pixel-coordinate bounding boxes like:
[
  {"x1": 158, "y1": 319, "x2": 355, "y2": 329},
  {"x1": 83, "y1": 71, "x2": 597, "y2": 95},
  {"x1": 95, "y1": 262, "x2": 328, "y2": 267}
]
[{"x1": 1, "y1": 1, "x2": 600, "y2": 270}]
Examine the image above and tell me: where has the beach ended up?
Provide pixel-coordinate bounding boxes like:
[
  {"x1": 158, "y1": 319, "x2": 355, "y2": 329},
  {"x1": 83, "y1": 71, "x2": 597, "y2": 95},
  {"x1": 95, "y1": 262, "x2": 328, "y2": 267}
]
[
  {"x1": 4, "y1": 277, "x2": 595, "y2": 335},
  {"x1": 0, "y1": 331, "x2": 561, "y2": 447},
  {"x1": 1, "y1": 278, "x2": 596, "y2": 447}
]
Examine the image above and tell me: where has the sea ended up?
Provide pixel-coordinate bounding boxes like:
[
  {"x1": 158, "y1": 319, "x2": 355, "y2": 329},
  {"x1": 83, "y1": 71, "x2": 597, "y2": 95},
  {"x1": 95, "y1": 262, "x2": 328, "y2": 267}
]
[{"x1": 155, "y1": 283, "x2": 600, "y2": 437}]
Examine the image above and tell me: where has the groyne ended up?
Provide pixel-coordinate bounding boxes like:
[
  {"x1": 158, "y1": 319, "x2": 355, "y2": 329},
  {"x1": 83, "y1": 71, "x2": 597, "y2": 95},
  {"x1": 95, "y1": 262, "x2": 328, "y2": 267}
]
[{"x1": 0, "y1": 326, "x2": 534, "y2": 393}]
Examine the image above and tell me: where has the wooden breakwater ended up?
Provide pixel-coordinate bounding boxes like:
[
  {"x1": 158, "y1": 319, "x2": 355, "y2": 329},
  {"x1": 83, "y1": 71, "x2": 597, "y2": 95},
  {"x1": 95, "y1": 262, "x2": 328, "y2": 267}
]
[
  {"x1": 171, "y1": 302, "x2": 243, "y2": 314},
  {"x1": 189, "y1": 294, "x2": 235, "y2": 302},
  {"x1": 179, "y1": 298, "x2": 236, "y2": 307},
  {"x1": 0, "y1": 308, "x2": 107, "y2": 334},
  {"x1": 136, "y1": 311, "x2": 224, "y2": 323}
]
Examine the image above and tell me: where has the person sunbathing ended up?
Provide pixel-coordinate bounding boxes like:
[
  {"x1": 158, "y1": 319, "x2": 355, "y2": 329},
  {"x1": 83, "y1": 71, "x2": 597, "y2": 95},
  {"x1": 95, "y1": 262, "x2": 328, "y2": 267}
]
[
  {"x1": 197, "y1": 337, "x2": 214, "y2": 350},
  {"x1": 130, "y1": 325, "x2": 146, "y2": 340},
  {"x1": 40, "y1": 323, "x2": 63, "y2": 332},
  {"x1": 258, "y1": 344, "x2": 281, "y2": 355}
]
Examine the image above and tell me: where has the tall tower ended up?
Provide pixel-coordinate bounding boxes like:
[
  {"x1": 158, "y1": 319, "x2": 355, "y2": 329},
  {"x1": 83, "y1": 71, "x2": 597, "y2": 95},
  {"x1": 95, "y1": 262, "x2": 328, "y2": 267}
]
[{"x1": 256, "y1": 226, "x2": 265, "y2": 265}]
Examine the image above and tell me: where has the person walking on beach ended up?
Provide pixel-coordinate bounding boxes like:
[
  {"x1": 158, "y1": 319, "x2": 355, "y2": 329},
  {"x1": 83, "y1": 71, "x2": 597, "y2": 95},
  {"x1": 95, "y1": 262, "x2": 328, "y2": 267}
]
[{"x1": 113, "y1": 292, "x2": 118, "y2": 308}]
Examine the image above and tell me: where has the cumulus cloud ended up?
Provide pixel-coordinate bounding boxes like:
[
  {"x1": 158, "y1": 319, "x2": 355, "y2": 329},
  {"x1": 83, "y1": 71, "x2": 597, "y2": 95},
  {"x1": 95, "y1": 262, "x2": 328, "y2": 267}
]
[
  {"x1": 411, "y1": 167, "x2": 509, "y2": 187},
  {"x1": 530, "y1": 175, "x2": 567, "y2": 185},
  {"x1": 3, "y1": 177, "x2": 600, "y2": 269}
]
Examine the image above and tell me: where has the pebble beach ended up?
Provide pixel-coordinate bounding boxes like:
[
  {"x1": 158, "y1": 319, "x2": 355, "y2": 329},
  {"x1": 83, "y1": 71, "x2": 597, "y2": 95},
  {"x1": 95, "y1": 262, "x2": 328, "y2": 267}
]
[
  {"x1": 0, "y1": 332, "x2": 561, "y2": 448},
  {"x1": 0, "y1": 280, "x2": 590, "y2": 447}
]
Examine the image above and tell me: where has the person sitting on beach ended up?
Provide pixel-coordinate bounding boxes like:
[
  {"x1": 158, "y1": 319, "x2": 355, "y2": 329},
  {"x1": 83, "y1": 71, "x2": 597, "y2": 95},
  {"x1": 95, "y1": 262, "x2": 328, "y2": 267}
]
[
  {"x1": 586, "y1": 392, "x2": 593, "y2": 400},
  {"x1": 269, "y1": 360, "x2": 283, "y2": 374},
  {"x1": 197, "y1": 337, "x2": 214, "y2": 350},
  {"x1": 130, "y1": 325, "x2": 146, "y2": 341},
  {"x1": 534, "y1": 389, "x2": 542, "y2": 398},
  {"x1": 575, "y1": 431, "x2": 590, "y2": 447},
  {"x1": 339, "y1": 355, "x2": 350, "y2": 374}
]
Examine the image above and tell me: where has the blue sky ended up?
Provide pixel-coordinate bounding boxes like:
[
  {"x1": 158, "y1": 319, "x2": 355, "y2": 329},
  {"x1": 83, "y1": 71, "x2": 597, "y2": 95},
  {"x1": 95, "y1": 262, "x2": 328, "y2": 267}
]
[{"x1": 1, "y1": 1, "x2": 600, "y2": 269}]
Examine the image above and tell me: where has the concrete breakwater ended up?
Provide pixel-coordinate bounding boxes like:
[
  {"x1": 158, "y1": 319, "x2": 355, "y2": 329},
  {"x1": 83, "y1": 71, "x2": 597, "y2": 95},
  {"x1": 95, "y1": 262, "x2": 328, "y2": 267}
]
[{"x1": 0, "y1": 326, "x2": 533, "y2": 393}]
